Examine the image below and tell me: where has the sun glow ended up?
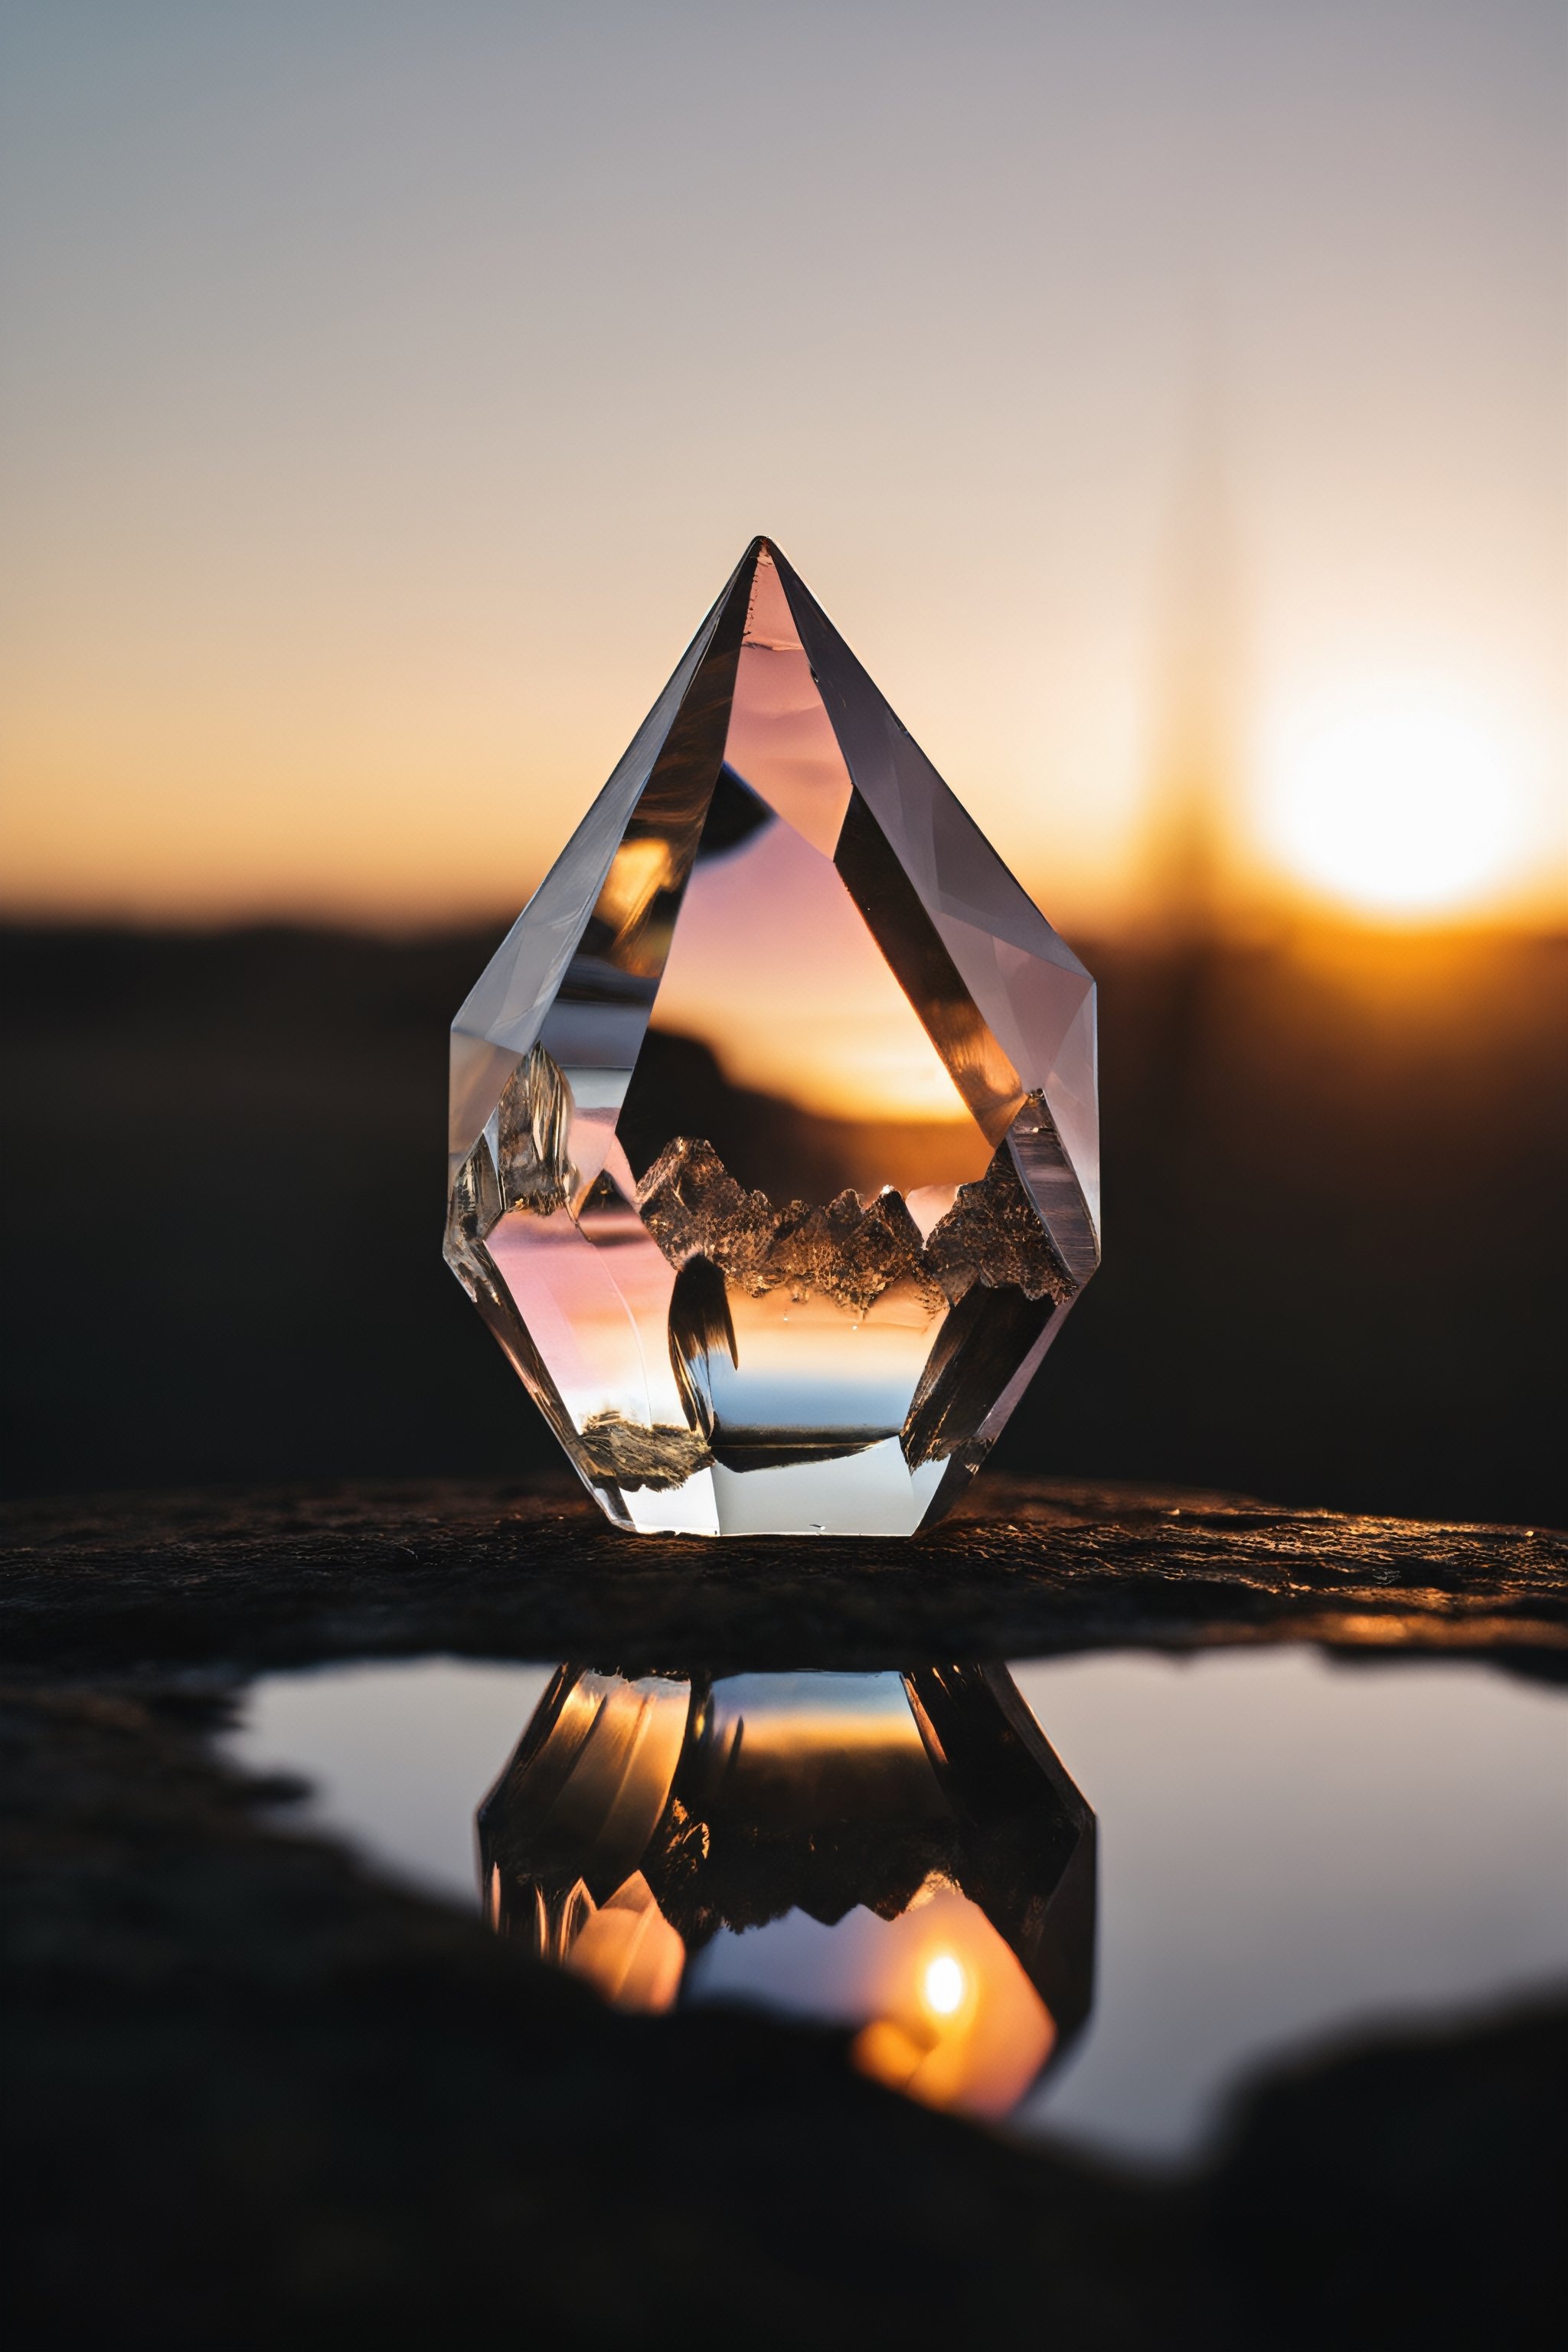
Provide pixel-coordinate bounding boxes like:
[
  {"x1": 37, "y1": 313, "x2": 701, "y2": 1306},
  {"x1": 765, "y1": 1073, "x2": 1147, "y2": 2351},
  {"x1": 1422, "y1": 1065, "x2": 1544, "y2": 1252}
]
[
  {"x1": 1262, "y1": 691, "x2": 1531, "y2": 919},
  {"x1": 921, "y1": 1952, "x2": 968, "y2": 2017}
]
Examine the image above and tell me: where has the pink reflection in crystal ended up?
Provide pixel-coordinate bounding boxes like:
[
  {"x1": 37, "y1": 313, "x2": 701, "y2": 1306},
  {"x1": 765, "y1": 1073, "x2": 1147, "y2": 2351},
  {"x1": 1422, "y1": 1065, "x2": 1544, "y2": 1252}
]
[
  {"x1": 651, "y1": 809, "x2": 990, "y2": 1167},
  {"x1": 724, "y1": 549, "x2": 854, "y2": 857},
  {"x1": 487, "y1": 1207, "x2": 672, "y2": 1431}
]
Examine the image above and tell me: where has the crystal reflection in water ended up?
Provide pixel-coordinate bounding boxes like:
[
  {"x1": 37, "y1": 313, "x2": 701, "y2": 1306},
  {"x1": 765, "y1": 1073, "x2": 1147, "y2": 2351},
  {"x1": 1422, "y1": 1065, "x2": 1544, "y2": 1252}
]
[{"x1": 476, "y1": 1664, "x2": 1095, "y2": 2118}]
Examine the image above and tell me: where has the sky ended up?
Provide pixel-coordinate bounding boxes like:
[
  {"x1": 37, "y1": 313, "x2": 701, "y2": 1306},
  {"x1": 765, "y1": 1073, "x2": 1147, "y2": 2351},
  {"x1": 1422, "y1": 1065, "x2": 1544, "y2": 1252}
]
[{"x1": 1, "y1": 0, "x2": 1563, "y2": 933}]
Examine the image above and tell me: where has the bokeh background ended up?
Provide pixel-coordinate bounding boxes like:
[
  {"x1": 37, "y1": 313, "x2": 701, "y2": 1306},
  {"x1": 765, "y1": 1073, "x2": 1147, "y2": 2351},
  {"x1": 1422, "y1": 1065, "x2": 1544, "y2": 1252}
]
[{"x1": 2, "y1": 1, "x2": 1563, "y2": 1522}]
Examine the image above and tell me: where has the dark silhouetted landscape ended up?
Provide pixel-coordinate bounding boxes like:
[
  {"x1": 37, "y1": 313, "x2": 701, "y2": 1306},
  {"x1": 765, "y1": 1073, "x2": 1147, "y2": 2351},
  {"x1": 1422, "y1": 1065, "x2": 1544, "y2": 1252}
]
[{"x1": 5, "y1": 919, "x2": 1563, "y2": 1528}]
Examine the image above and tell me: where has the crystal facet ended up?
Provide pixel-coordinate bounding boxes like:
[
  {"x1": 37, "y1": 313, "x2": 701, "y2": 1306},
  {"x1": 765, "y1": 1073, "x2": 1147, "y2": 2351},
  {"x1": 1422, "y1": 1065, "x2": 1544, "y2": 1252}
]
[
  {"x1": 446, "y1": 539, "x2": 1099, "y2": 1534},
  {"x1": 477, "y1": 1662, "x2": 1096, "y2": 2118}
]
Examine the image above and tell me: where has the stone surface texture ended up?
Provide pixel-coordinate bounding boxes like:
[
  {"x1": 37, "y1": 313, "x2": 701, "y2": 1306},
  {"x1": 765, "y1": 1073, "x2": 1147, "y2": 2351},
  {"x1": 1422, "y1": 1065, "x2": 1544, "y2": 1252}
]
[{"x1": 3, "y1": 1473, "x2": 1562, "y2": 1674}]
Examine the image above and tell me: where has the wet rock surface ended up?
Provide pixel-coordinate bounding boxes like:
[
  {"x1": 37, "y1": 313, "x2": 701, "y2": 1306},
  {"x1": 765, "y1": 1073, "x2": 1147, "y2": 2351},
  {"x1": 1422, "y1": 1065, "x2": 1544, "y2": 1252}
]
[
  {"x1": 3, "y1": 1477, "x2": 1565, "y2": 2348},
  {"x1": 2, "y1": 1473, "x2": 1563, "y2": 1677}
]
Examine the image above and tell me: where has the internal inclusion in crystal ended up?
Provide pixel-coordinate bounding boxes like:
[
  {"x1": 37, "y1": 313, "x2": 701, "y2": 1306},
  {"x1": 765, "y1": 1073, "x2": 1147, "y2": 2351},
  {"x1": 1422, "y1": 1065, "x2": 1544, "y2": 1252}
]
[
  {"x1": 476, "y1": 1663, "x2": 1095, "y2": 2121},
  {"x1": 446, "y1": 538, "x2": 1099, "y2": 1534}
]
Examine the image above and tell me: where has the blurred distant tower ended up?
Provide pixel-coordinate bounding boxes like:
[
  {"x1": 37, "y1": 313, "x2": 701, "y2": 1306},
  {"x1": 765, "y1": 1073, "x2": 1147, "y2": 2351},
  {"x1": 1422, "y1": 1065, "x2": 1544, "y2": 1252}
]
[
  {"x1": 1139, "y1": 366, "x2": 1245, "y2": 946},
  {"x1": 1132, "y1": 356, "x2": 1250, "y2": 1195}
]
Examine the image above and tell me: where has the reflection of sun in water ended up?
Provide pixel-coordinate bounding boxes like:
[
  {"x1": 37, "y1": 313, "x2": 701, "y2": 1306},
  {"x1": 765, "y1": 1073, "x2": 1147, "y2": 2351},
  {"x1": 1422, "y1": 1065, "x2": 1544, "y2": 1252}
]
[
  {"x1": 847, "y1": 1882, "x2": 1056, "y2": 2115},
  {"x1": 1263, "y1": 691, "x2": 1527, "y2": 916},
  {"x1": 921, "y1": 1952, "x2": 966, "y2": 2017}
]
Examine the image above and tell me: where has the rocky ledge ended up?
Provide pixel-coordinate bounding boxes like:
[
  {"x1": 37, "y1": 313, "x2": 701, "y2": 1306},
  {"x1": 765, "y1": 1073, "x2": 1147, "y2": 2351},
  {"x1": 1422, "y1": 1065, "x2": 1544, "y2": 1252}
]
[{"x1": 1, "y1": 1472, "x2": 1562, "y2": 1676}]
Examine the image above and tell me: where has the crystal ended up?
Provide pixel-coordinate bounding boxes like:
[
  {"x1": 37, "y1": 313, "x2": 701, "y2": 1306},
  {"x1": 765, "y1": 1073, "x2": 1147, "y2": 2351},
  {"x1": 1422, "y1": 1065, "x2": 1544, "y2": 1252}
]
[
  {"x1": 446, "y1": 538, "x2": 1099, "y2": 1534},
  {"x1": 477, "y1": 1662, "x2": 1095, "y2": 2119}
]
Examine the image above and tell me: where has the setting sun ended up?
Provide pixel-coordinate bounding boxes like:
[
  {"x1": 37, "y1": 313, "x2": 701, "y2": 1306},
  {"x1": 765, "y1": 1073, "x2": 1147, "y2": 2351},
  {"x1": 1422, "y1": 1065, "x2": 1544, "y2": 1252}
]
[
  {"x1": 1263, "y1": 693, "x2": 1530, "y2": 920},
  {"x1": 921, "y1": 1953, "x2": 968, "y2": 2017}
]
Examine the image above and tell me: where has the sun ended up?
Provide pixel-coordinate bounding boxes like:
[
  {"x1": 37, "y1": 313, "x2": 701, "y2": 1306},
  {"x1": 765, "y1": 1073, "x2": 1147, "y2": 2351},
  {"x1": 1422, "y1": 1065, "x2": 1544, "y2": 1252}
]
[
  {"x1": 920, "y1": 1952, "x2": 967, "y2": 2017},
  {"x1": 1263, "y1": 691, "x2": 1527, "y2": 918}
]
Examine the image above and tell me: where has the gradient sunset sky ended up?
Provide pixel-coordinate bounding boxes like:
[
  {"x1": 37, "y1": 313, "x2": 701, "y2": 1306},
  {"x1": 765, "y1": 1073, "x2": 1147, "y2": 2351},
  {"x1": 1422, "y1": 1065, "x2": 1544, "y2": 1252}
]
[{"x1": 1, "y1": 0, "x2": 1563, "y2": 930}]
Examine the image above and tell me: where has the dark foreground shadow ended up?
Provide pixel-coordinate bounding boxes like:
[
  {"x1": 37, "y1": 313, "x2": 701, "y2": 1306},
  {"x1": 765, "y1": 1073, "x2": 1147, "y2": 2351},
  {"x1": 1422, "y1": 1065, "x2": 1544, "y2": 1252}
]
[{"x1": 4, "y1": 1672, "x2": 1562, "y2": 2351}]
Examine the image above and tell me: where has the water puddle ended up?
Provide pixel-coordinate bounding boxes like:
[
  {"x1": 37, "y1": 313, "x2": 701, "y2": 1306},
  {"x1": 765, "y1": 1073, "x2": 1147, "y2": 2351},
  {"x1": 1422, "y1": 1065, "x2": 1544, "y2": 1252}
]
[{"x1": 221, "y1": 1645, "x2": 1568, "y2": 2163}]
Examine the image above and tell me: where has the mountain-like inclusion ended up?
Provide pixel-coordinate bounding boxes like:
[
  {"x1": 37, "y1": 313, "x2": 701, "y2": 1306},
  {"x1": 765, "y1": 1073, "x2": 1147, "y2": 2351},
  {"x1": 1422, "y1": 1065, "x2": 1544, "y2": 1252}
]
[{"x1": 446, "y1": 539, "x2": 1099, "y2": 1535}]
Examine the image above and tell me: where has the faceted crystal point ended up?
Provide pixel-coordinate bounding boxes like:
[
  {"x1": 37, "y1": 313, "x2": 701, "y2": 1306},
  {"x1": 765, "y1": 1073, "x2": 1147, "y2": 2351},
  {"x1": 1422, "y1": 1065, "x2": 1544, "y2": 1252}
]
[
  {"x1": 477, "y1": 1663, "x2": 1096, "y2": 2118},
  {"x1": 446, "y1": 538, "x2": 1099, "y2": 1535}
]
